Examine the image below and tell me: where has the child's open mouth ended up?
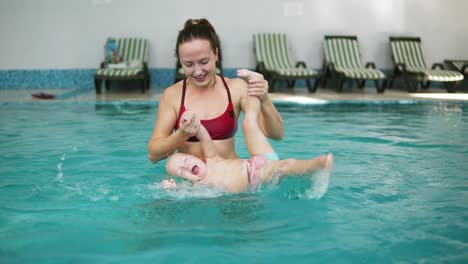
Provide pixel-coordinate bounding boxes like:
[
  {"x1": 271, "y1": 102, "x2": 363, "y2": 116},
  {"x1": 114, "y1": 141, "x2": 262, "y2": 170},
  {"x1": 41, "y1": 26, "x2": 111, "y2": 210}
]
[{"x1": 192, "y1": 165, "x2": 199, "y2": 175}]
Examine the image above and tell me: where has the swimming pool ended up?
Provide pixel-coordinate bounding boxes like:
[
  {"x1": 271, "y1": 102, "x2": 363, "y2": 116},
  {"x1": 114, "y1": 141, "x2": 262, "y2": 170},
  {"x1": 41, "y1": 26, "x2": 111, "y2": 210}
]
[{"x1": 1, "y1": 101, "x2": 467, "y2": 263}]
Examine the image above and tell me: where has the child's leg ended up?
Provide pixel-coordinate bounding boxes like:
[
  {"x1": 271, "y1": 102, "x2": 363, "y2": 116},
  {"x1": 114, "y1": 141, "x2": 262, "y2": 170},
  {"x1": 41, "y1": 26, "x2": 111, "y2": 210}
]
[
  {"x1": 242, "y1": 96, "x2": 275, "y2": 156},
  {"x1": 280, "y1": 154, "x2": 333, "y2": 177},
  {"x1": 258, "y1": 154, "x2": 333, "y2": 184}
]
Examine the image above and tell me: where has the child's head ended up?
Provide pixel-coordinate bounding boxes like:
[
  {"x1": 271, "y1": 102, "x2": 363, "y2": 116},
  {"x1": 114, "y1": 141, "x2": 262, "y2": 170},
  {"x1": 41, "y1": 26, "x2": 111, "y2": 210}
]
[{"x1": 166, "y1": 153, "x2": 207, "y2": 182}]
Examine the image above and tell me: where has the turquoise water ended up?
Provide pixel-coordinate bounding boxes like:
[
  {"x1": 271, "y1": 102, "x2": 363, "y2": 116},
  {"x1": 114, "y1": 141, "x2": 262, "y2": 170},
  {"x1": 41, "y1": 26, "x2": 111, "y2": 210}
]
[{"x1": 1, "y1": 101, "x2": 467, "y2": 263}]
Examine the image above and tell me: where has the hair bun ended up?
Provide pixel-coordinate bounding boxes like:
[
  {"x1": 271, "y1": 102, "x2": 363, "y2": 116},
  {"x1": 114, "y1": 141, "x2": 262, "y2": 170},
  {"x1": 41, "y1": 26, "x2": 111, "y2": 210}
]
[{"x1": 184, "y1": 18, "x2": 216, "y2": 34}]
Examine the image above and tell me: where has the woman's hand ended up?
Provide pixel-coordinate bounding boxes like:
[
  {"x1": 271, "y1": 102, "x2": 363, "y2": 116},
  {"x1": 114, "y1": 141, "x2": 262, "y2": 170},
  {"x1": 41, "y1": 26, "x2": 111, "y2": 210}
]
[
  {"x1": 237, "y1": 69, "x2": 268, "y2": 102},
  {"x1": 178, "y1": 110, "x2": 200, "y2": 138}
]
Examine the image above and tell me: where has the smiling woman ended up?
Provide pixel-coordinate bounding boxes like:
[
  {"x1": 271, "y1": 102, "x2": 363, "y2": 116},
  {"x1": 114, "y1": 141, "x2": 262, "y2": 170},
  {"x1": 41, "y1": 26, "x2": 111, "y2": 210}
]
[{"x1": 147, "y1": 18, "x2": 285, "y2": 164}]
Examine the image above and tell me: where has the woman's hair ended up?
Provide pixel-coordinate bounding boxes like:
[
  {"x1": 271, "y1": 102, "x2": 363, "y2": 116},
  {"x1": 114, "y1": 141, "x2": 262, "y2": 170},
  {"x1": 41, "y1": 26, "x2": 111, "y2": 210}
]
[{"x1": 175, "y1": 18, "x2": 222, "y2": 66}]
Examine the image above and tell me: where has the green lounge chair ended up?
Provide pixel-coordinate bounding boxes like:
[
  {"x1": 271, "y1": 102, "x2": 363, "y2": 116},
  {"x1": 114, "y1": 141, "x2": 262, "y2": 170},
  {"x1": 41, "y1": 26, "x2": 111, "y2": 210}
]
[
  {"x1": 95, "y1": 38, "x2": 150, "y2": 94},
  {"x1": 389, "y1": 36, "x2": 463, "y2": 92},
  {"x1": 322, "y1": 35, "x2": 386, "y2": 93},
  {"x1": 253, "y1": 33, "x2": 320, "y2": 92}
]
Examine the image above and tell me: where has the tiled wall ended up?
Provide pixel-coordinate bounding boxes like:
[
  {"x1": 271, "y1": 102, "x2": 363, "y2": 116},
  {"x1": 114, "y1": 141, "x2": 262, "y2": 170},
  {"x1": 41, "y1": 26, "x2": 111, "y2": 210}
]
[
  {"x1": 0, "y1": 68, "x2": 404, "y2": 90},
  {"x1": 0, "y1": 68, "x2": 240, "y2": 90}
]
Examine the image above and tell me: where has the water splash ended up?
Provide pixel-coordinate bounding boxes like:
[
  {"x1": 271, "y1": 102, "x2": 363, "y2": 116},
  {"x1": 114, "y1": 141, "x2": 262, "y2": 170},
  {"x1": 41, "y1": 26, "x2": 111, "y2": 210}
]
[
  {"x1": 303, "y1": 154, "x2": 333, "y2": 200},
  {"x1": 304, "y1": 170, "x2": 330, "y2": 199},
  {"x1": 56, "y1": 153, "x2": 66, "y2": 181},
  {"x1": 149, "y1": 181, "x2": 226, "y2": 199}
]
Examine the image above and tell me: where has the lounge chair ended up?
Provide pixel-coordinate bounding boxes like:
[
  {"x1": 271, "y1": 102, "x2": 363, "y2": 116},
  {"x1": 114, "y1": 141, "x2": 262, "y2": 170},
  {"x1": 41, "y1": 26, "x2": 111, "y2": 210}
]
[
  {"x1": 95, "y1": 38, "x2": 150, "y2": 94},
  {"x1": 389, "y1": 36, "x2": 463, "y2": 92},
  {"x1": 253, "y1": 33, "x2": 320, "y2": 92},
  {"x1": 322, "y1": 35, "x2": 386, "y2": 93}
]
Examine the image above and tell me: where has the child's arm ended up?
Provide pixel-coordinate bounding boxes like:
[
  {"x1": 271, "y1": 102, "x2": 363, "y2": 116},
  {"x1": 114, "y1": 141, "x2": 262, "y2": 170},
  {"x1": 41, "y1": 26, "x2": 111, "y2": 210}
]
[
  {"x1": 196, "y1": 124, "x2": 221, "y2": 160},
  {"x1": 161, "y1": 178, "x2": 177, "y2": 189}
]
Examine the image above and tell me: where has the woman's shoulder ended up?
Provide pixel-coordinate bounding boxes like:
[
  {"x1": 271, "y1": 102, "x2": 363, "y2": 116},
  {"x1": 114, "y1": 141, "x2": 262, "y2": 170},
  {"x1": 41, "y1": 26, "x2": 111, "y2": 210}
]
[
  {"x1": 161, "y1": 81, "x2": 183, "y2": 101},
  {"x1": 223, "y1": 76, "x2": 247, "y2": 97}
]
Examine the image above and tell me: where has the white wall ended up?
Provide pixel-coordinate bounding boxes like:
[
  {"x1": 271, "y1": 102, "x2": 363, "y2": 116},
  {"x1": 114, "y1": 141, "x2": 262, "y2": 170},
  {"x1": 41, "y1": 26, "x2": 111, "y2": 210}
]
[{"x1": 1, "y1": 0, "x2": 467, "y2": 70}]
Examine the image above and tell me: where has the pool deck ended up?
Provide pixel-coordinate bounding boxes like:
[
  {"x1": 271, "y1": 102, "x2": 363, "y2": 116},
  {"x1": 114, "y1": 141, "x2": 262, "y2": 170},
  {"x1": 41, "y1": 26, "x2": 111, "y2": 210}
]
[{"x1": 1, "y1": 86, "x2": 468, "y2": 103}]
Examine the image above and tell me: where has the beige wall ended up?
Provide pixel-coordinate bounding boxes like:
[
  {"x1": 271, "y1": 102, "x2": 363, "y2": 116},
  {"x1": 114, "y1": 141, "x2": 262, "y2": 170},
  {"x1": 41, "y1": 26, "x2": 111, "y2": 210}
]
[{"x1": 1, "y1": 0, "x2": 467, "y2": 70}]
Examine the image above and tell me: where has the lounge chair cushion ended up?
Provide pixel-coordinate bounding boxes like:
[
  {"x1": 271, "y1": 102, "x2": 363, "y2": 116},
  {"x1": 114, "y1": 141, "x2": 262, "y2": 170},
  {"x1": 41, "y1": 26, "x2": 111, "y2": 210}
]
[
  {"x1": 419, "y1": 69, "x2": 463, "y2": 82},
  {"x1": 334, "y1": 68, "x2": 385, "y2": 79},
  {"x1": 96, "y1": 68, "x2": 144, "y2": 77}
]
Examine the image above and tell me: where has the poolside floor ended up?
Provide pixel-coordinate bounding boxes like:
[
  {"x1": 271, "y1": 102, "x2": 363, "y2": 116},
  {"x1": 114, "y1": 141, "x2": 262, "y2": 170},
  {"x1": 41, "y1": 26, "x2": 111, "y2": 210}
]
[{"x1": 1, "y1": 86, "x2": 468, "y2": 103}]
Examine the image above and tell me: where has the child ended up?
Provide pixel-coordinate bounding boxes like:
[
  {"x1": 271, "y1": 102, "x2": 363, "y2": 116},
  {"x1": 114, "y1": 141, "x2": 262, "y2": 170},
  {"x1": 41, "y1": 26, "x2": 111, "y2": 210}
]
[{"x1": 162, "y1": 91, "x2": 333, "y2": 194}]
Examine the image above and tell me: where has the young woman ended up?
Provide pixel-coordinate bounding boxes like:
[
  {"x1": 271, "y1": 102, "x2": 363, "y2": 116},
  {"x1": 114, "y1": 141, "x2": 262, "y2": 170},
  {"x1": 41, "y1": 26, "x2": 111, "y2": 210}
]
[{"x1": 148, "y1": 18, "x2": 284, "y2": 163}]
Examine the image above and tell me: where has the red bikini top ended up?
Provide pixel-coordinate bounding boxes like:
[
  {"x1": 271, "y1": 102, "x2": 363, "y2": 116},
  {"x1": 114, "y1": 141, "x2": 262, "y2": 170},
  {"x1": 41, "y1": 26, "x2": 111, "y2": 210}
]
[{"x1": 175, "y1": 77, "x2": 238, "y2": 142}]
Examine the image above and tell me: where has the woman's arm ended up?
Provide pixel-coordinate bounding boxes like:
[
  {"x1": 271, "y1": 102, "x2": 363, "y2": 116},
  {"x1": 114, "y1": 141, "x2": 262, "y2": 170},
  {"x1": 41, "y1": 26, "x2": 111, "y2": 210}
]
[
  {"x1": 257, "y1": 95, "x2": 284, "y2": 140},
  {"x1": 147, "y1": 92, "x2": 196, "y2": 163}
]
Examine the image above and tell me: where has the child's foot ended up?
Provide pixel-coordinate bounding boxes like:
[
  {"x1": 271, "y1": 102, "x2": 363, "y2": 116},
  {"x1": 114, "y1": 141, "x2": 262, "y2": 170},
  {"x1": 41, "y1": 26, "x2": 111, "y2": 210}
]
[
  {"x1": 306, "y1": 154, "x2": 333, "y2": 199},
  {"x1": 324, "y1": 153, "x2": 334, "y2": 173}
]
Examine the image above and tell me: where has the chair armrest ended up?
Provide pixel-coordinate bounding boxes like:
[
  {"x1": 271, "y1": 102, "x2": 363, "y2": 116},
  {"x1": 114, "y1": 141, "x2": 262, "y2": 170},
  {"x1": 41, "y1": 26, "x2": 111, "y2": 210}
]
[
  {"x1": 462, "y1": 64, "x2": 468, "y2": 74},
  {"x1": 431, "y1": 63, "x2": 445, "y2": 70},
  {"x1": 394, "y1": 63, "x2": 407, "y2": 73},
  {"x1": 366, "y1": 61, "x2": 377, "y2": 69},
  {"x1": 365, "y1": 62, "x2": 376, "y2": 69},
  {"x1": 296, "y1": 61, "x2": 307, "y2": 68},
  {"x1": 326, "y1": 61, "x2": 337, "y2": 72}
]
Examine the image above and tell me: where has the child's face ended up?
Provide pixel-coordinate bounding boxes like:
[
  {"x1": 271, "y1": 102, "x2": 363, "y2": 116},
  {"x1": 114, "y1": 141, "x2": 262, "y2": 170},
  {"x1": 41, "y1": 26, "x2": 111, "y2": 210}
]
[{"x1": 166, "y1": 153, "x2": 207, "y2": 182}]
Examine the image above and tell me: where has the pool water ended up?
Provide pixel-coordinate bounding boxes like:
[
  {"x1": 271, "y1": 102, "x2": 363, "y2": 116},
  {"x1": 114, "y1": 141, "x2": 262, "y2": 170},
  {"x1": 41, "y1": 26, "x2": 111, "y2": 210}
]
[{"x1": 1, "y1": 101, "x2": 467, "y2": 263}]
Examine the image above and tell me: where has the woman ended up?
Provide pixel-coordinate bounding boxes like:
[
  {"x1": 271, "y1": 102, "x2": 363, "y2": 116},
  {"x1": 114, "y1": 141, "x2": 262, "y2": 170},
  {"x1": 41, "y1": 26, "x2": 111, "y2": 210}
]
[{"x1": 147, "y1": 18, "x2": 284, "y2": 163}]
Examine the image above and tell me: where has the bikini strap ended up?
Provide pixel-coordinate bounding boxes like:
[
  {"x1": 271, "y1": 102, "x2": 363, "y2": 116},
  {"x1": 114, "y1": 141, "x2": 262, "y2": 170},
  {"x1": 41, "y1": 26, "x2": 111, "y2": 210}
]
[
  {"x1": 181, "y1": 79, "x2": 187, "y2": 106},
  {"x1": 220, "y1": 76, "x2": 232, "y2": 103}
]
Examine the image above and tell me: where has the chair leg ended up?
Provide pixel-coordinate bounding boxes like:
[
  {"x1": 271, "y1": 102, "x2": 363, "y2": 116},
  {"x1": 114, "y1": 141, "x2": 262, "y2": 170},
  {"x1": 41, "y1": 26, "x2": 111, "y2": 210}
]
[
  {"x1": 404, "y1": 78, "x2": 417, "y2": 92},
  {"x1": 322, "y1": 74, "x2": 328, "y2": 89},
  {"x1": 338, "y1": 78, "x2": 345, "y2": 92},
  {"x1": 320, "y1": 62, "x2": 328, "y2": 89},
  {"x1": 357, "y1": 80, "x2": 365, "y2": 89},
  {"x1": 305, "y1": 79, "x2": 312, "y2": 92},
  {"x1": 422, "y1": 81, "x2": 431, "y2": 89},
  {"x1": 105, "y1": 80, "x2": 111, "y2": 91},
  {"x1": 307, "y1": 78, "x2": 319, "y2": 93},
  {"x1": 376, "y1": 79, "x2": 385, "y2": 93},
  {"x1": 446, "y1": 81, "x2": 459, "y2": 93},
  {"x1": 387, "y1": 76, "x2": 394, "y2": 88},
  {"x1": 270, "y1": 79, "x2": 276, "y2": 93},
  {"x1": 95, "y1": 78, "x2": 102, "y2": 94}
]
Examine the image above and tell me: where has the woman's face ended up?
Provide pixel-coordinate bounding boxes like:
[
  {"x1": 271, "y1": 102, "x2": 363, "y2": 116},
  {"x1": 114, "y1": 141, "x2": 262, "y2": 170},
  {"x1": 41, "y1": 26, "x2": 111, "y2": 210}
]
[{"x1": 178, "y1": 39, "x2": 218, "y2": 87}]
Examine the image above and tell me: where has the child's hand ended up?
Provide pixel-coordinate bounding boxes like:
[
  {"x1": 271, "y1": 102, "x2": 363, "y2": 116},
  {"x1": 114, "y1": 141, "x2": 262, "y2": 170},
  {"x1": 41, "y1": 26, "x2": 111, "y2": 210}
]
[
  {"x1": 179, "y1": 110, "x2": 200, "y2": 137},
  {"x1": 162, "y1": 179, "x2": 177, "y2": 189},
  {"x1": 237, "y1": 69, "x2": 268, "y2": 102}
]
